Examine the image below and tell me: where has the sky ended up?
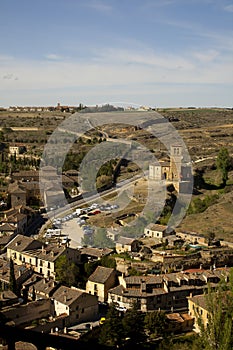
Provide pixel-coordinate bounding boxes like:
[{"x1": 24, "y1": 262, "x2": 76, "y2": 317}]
[{"x1": 0, "y1": 0, "x2": 233, "y2": 108}]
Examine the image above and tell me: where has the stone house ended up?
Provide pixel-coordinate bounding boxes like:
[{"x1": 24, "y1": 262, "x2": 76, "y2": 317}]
[
  {"x1": 144, "y1": 224, "x2": 174, "y2": 239},
  {"x1": 86, "y1": 266, "x2": 117, "y2": 302},
  {"x1": 6, "y1": 234, "x2": 81, "y2": 279},
  {"x1": 1, "y1": 299, "x2": 52, "y2": 327},
  {"x1": 52, "y1": 286, "x2": 99, "y2": 326},
  {"x1": 8, "y1": 182, "x2": 27, "y2": 208},
  {"x1": 0, "y1": 258, "x2": 32, "y2": 290},
  {"x1": 80, "y1": 247, "x2": 114, "y2": 262},
  {"x1": 23, "y1": 276, "x2": 59, "y2": 300},
  {"x1": 0, "y1": 223, "x2": 17, "y2": 236},
  {"x1": 0, "y1": 290, "x2": 18, "y2": 307},
  {"x1": 6, "y1": 234, "x2": 43, "y2": 265},
  {"x1": 188, "y1": 294, "x2": 209, "y2": 332},
  {"x1": 106, "y1": 228, "x2": 120, "y2": 242},
  {"x1": 115, "y1": 237, "x2": 140, "y2": 254},
  {"x1": 108, "y1": 269, "x2": 227, "y2": 313},
  {"x1": 188, "y1": 290, "x2": 233, "y2": 333}
]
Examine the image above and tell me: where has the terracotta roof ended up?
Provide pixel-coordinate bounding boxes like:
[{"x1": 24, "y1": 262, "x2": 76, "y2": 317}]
[
  {"x1": 52, "y1": 286, "x2": 85, "y2": 306},
  {"x1": 0, "y1": 258, "x2": 30, "y2": 282},
  {"x1": 116, "y1": 236, "x2": 136, "y2": 245},
  {"x1": 0, "y1": 223, "x2": 16, "y2": 232},
  {"x1": 146, "y1": 223, "x2": 168, "y2": 231},
  {"x1": 124, "y1": 275, "x2": 163, "y2": 284},
  {"x1": 6, "y1": 234, "x2": 39, "y2": 252},
  {"x1": 31, "y1": 278, "x2": 58, "y2": 295},
  {"x1": 0, "y1": 290, "x2": 18, "y2": 301},
  {"x1": 80, "y1": 247, "x2": 113, "y2": 258},
  {"x1": 25, "y1": 244, "x2": 66, "y2": 262},
  {"x1": 188, "y1": 294, "x2": 208, "y2": 310},
  {"x1": 88, "y1": 266, "x2": 115, "y2": 284}
]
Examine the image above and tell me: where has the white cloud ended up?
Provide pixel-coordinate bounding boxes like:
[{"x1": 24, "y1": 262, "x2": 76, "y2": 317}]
[
  {"x1": 0, "y1": 47, "x2": 232, "y2": 92},
  {"x1": 45, "y1": 54, "x2": 63, "y2": 61},
  {"x1": 84, "y1": 0, "x2": 112, "y2": 12},
  {"x1": 224, "y1": 4, "x2": 233, "y2": 12},
  {"x1": 192, "y1": 49, "x2": 219, "y2": 62},
  {"x1": 0, "y1": 55, "x2": 14, "y2": 61}
]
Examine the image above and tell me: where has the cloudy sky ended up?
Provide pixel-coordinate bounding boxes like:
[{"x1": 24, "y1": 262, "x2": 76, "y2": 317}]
[{"x1": 0, "y1": 0, "x2": 233, "y2": 107}]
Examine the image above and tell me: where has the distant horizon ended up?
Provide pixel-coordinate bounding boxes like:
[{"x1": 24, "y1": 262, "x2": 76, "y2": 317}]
[{"x1": 1, "y1": 103, "x2": 232, "y2": 110}]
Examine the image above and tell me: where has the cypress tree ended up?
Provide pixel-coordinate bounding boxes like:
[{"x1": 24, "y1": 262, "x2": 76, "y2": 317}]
[{"x1": 9, "y1": 258, "x2": 17, "y2": 295}]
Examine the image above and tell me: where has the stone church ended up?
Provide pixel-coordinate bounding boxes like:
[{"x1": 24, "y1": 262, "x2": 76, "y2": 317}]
[{"x1": 149, "y1": 145, "x2": 192, "y2": 192}]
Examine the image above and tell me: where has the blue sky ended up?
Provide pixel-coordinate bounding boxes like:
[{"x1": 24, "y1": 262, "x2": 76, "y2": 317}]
[{"x1": 0, "y1": 0, "x2": 233, "y2": 107}]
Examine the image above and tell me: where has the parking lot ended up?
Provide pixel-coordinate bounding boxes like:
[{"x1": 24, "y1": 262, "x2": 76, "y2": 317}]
[{"x1": 44, "y1": 202, "x2": 119, "y2": 248}]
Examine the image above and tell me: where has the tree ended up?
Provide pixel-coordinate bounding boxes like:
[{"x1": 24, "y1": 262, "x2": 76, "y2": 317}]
[
  {"x1": 196, "y1": 275, "x2": 233, "y2": 350},
  {"x1": 55, "y1": 255, "x2": 80, "y2": 287},
  {"x1": 205, "y1": 231, "x2": 215, "y2": 246},
  {"x1": 99, "y1": 304, "x2": 124, "y2": 347},
  {"x1": 32, "y1": 285, "x2": 36, "y2": 301},
  {"x1": 122, "y1": 301, "x2": 146, "y2": 345},
  {"x1": 216, "y1": 148, "x2": 231, "y2": 186},
  {"x1": 144, "y1": 310, "x2": 168, "y2": 340},
  {"x1": 93, "y1": 228, "x2": 115, "y2": 248},
  {"x1": 9, "y1": 258, "x2": 17, "y2": 295},
  {"x1": 100, "y1": 255, "x2": 116, "y2": 269}
]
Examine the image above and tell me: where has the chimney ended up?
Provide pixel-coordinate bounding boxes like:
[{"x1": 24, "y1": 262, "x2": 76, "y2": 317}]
[{"x1": 42, "y1": 245, "x2": 46, "y2": 254}]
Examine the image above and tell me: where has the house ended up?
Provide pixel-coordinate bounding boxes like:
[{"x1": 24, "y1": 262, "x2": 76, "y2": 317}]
[
  {"x1": 27, "y1": 277, "x2": 59, "y2": 300},
  {"x1": 80, "y1": 247, "x2": 114, "y2": 262},
  {"x1": 86, "y1": 266, "x2": 117, "y2": 302},
  {"x1": 0, "y1": 290, "x2": 18, "y2": 307},
  {"x1": 106, "y1": 228, "x2": 120, "y2": 242},
  {"x1": 0, "y1": 223, "x2": 17, "y2": 235},
  {"x1": 166, "y1": 313, "x2": 194, "y2": 334},
  {"x1": 6, "y1": 234, "x2": 43, "y2": 265},
  {"x1": 8, "y1": 182, "x2": 27, "y2": 207},
  {"x1": 1, "y1": 299, "x2": 52, "y2": 327},
  {"x1": 107, "y1": 269, "x2": 226, "y2": 313},
  {"x1": 52, "y1": 286, "x2": 99, "y2": 326},
  {"x1": 115, "y1": 237, "x2": 140, "y2": 254},
  {"x1": 0, "y1": 258, "x2": 33, "y2": 291},
  {"x1": 108, "y1": 275, "x2": 166, "y2": 312},
  {"x1": 9, "y1": 145, "x2": 26, "y2": 159},
  {"x1": 1, "y1": 211, "x2": 27, "y2": 235},
  {"x1": 144, "y1": 224, "x2": 174, "y2": 239},
  {"x1": 7, "y1": 235, "x2": 81, "y2": 278},
  {"x1": 188, "y1": 294, "x2": 209, "y2": 332}
]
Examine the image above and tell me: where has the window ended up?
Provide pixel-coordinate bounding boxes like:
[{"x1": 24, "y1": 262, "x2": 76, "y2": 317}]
[
  {"x1": 81, "y1": 308, "x2": 84, "y2": 313},
  {"x1": 40, "y1": 268, "x2": 42, "y2": 274},
  {"x1": 94, "y1": 284, "x2": 97, "y2": 291},
  {"x1": 48, "y1": 262, "x2": 50, "y2": 268},
  {"x1": 29, "y1": 258, "x2": 32, "y2": 264},
  {"x1": 117, "y1": 297, "x2": 121, "y2": 302}
]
